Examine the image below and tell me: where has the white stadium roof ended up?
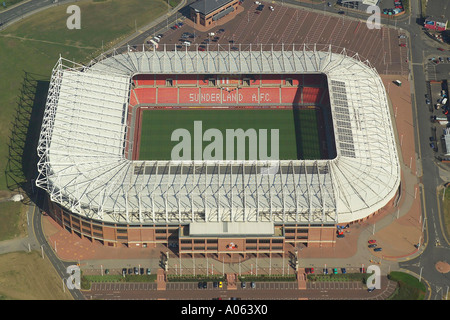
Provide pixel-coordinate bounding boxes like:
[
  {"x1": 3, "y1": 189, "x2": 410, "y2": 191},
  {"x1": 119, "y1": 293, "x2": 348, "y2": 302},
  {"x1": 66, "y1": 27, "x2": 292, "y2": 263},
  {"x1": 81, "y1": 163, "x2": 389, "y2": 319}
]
[{"x1": 36, "y1": 45, "x2": 400, "y2": 231}]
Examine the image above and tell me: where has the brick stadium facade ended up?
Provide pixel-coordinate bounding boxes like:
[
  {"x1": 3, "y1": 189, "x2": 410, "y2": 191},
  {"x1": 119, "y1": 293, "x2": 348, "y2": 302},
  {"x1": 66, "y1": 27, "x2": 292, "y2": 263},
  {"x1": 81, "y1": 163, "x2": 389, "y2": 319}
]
[{"x1": 44, "y1": 191, "x2": 398, "y2": 260}]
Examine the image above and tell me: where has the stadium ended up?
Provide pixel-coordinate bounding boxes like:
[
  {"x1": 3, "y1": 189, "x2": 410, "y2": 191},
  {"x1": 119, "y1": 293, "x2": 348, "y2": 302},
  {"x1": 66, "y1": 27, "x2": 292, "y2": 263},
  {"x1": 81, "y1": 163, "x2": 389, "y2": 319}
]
[{"x1": 36, "y1": 44, "x2": 400, "y2": 259}]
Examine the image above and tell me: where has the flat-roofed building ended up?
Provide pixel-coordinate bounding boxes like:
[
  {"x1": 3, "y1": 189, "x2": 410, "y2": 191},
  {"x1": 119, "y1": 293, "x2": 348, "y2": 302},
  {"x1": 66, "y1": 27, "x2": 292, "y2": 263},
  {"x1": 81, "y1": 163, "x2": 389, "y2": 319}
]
[{"x1": 190, "y1": 0, "x2": 240, "y2": 27}]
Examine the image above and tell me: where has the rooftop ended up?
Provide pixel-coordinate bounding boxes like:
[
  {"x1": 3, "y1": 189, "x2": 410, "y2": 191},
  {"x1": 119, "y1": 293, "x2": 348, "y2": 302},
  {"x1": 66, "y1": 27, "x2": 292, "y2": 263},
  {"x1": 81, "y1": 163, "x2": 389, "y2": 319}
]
[{"x1": 190, "y1": 0, "x2": 235, "y2": 15}]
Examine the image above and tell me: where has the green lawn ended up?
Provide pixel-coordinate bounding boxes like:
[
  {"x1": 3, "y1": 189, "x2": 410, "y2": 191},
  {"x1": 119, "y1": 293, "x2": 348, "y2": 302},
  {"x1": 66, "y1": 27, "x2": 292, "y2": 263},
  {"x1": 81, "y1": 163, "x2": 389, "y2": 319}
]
[
  {"x1": 0, "y1": 0, "x2": 170, "y2": 192},
  {"x1": 443, "y1": 186, "x2": 450, "y2": 240},
  {"x1": 387, "y1": 271, "x2": 426, "y2": 300},
  {"x1": 138, "y1": 109, "x2": 322, "y2": 161}
]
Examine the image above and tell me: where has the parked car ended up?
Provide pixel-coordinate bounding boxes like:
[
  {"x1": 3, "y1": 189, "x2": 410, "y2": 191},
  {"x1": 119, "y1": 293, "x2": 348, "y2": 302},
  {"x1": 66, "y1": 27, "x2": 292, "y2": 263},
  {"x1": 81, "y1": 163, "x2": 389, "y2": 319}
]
[
  {"x1": 134, "y1": 267, "x2": 139, "y2": 275},
  {"x1": 426, "y1": 98, "x2": 431, "y2": 104},
  {"x1": 333, "y1": 268, "x2": 338, "y2": 274},
  {"x1": 437, "y1": 48, "x2": 445, "y2": 51},
  {"x1": 213, "y1": 281, "x2": 218, "y2": 288},
  {"x1": 241, "y1": 282, "x2": 246, "y2": 288},
  {"x1": 251, "y1": 282, "x2": 256, "y2": 289},
  {"x1": 305, "y1": 267, "x2": 314, "y2": 274},
  {"x1": 368, "y1": 244, "x2": 377, "y2": 248},
  {"x1": 374, "y1": 247, "x2": 383, "y2": 252},
  {"x1": 219, "y1": 281, "x2": 223, "y2": 288},
  {"x1": 341, "y1": 268, "x2": 347, "y2": 274},
  {"x1": 122, "y1": 268, "x2": 127, "y2": 276},
  {"x1": 323, "y1": 268, "x2": 329, "y2": 274},
  {"x1": 368, "y1": 239, "x2": 377, "y2": 244},
  {"x1": 198, "y1": 281, "x2": 203, "y2": 289},
  {"x1": 146, "y1": 268, "x2": 151, "y2": 275}
]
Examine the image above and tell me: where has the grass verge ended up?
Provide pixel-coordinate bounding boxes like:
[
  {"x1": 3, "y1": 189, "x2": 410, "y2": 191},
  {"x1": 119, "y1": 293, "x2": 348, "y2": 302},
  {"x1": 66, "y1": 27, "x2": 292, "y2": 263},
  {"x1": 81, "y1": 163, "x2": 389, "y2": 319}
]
[
  {"x1": 387, "y1": 271, "x2": 426, "y2": 300},
  {"x1": 0, "y1": 251, "x2": 73, "y2": 299}
]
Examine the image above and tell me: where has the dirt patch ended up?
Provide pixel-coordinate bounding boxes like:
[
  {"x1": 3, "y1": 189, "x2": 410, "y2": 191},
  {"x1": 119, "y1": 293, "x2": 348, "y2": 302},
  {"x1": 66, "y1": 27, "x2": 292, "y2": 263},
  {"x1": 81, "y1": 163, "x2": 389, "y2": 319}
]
[{"x1": 435, "y1": 261, "x2": 450, "y2": 274}]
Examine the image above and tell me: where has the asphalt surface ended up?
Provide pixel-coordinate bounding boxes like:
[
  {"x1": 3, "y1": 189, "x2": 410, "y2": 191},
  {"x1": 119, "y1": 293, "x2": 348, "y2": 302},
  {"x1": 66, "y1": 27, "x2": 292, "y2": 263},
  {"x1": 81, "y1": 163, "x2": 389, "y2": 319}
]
[{"x1": 1, "y1": 0, "x2": 449, "y2": 300}]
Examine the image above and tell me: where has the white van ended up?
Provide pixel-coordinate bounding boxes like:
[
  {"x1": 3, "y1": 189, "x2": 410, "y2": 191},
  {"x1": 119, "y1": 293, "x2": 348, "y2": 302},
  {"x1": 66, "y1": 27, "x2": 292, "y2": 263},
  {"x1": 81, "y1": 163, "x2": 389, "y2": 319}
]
[
  {"x1": 183, "y1": 41, "x2": 191, "y2": 46},
  {"x1": 393, "y1": 80, "x2": 402, "y2": 86},
  {"x1": 150, "y1": 39, "x2": 159, "y2": 48},
  {"x1": 442, "y1": 97, "x2": 448, "y2": 105}
]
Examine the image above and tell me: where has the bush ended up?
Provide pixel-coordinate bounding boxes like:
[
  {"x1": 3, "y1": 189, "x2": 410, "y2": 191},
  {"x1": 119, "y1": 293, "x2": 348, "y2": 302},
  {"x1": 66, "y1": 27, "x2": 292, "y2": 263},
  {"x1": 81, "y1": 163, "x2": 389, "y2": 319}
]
[
  {"x1": 238, "y1": 275, "x2": 296, "y2": 282},
  {"x1": 387, "y1": 272, "x2": 426, "y2": 300},
  {"x1": 167, "y1": 274, "x2": 225, "y2": 282}
]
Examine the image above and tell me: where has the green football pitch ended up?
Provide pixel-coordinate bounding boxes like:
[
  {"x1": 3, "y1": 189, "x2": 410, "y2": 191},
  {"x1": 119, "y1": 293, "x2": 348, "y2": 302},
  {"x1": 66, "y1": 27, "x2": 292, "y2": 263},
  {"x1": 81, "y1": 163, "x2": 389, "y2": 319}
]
[{"x1": 138, "y1": 109, "x2": 322, "y2": 161}]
